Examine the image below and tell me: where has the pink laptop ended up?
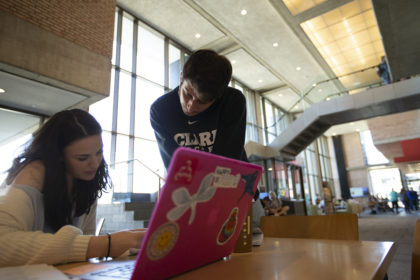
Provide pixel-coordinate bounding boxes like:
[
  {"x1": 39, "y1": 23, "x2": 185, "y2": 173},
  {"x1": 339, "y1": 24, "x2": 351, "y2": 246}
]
[
  {"x1": 68, "y1": 147, "x2": 261, "y2": 280},
  {"x1": 132, "y1": 147, "x2": 261, "y2": 279}
]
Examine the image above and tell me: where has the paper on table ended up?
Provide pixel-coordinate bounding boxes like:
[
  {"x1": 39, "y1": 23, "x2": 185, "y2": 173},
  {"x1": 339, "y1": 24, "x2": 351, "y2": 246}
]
[{"x1": 0, "y1": 264, "x2": 69, "y2": 280}]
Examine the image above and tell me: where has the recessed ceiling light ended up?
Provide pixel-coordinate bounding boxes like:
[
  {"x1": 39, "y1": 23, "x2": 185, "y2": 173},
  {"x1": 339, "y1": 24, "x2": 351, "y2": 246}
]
[
  {"x1": 278, "y1": 93, "x2": 283, "y2": 97},
  {"x1": 296, "y1": 66, "x2": 301, "y2": 71},
  {"x1": 294, "y1": 105, "x2": 299, "y2": 109},
  {"x1": 273, "y1": 42, "x2": 279, "y2": 47},
  {"x1": 258, "y1": 79, "x2": 263, "y2": 83},
  {"x1": 332, "y1": 133, "x2": 337, "y2": 136},
  {"x1": 231, "y1": 60, "x2": 236, "y2": 64},
  {"x1": 0, "y1": 88, "x2": 5, "y2": 93},
  {"x1": 326, "y1": 97, "x2": 330, "y2": 101},
  {"x1": 356, "y1": 129, "x2": 360, "y2": 132},
  {"x1": 350, "y1": 122, "x2": 354, "y2": 125},
  {"x1": 312, "y1": 83, "x2": 317, "y2": 87},
  {"x1": 195, "y1": 33, "x2": 201, "y2": 38},
  {"x1": 241, "y1": 9, "x2": 247, "y2": 15}
]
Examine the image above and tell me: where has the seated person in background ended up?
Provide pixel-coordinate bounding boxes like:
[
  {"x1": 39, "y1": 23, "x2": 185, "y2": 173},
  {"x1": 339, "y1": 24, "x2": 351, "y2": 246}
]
[
  {"x1": 266, "y1": 191, "x2": 290, "y2": 216},
  {"x1": 261, "y1": 196, "x2": 272, "y2": 216},
  {"x1": 0, "y1": 109, "x2": 146, "y2": 267},
  {"x1": 368, "y1": 195, "x2": 379, "y2": 214}
]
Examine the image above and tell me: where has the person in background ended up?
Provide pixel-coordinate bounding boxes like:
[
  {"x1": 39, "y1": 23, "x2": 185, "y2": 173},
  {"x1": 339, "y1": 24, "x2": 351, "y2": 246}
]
[
  {"x1": 407, "y1": 188, "x2": 418, "y2": 211},
  {"x1": 399, "y1": 188, "x2": 411, "y2": 213},
  {"x1": 266, "y1": 191, "x2": 289, "y2": 216},
  {"x1": 0, "y1": 109, "x2": 145, "y2": 267},
  {"x1": 389, "y1": 188, "x2": 399, "y2": 214},
  {"x1": 376, "y1": 56, "x2": 391, "y2": 84},
  {"x1": 322, "y1": 181, "x2": 334, "y2": 215},
  {"x1": 150, "y1": 49, "x2": 247, "y2": 170}
]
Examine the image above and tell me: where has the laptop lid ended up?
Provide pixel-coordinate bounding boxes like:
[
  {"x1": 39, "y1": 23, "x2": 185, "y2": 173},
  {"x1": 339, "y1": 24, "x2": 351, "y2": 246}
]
[{"x1": 131, "y1": 147, "x2": 262, "y2": 279}]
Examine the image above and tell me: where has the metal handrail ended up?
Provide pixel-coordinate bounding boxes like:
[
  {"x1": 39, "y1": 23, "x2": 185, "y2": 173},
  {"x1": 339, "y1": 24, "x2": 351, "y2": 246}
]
[{"x1": 110, "y1": 158, "x2": 165, "y2": 197}]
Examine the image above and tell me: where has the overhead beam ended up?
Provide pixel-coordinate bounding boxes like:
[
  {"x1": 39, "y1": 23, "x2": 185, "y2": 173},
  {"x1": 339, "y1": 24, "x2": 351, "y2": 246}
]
[{"x1": 295, "y1": 0, "x2": 353, "y2": 23}]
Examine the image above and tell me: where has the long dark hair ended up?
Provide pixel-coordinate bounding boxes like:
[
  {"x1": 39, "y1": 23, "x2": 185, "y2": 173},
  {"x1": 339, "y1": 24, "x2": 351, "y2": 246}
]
[{"x1": 7, "y1": 109, "x2": 110, "y2": 231}]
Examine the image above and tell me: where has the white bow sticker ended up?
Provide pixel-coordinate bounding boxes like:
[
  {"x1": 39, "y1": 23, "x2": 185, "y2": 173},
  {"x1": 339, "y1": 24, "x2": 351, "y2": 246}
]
[{"x1": 167, "y1": 173, "x2": 216, "y2": 224}]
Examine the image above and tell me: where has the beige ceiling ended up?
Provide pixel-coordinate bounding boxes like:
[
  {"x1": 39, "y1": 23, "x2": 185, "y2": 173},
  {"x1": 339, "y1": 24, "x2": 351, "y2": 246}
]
[{"x1": 117, "y1": 0, "x2": 384, "y2": 123}]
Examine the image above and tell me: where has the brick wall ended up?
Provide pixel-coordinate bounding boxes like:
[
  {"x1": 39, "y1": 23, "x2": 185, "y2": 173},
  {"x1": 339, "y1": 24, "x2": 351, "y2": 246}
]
[
  {"x1": 0, "y1": 0, "x2": 115, "y2": 59},
  {"x1": 341, "y1": 132, "x2": 369, "y2": 188},
  {"x1": 342, "y1": 132, "x2": 365, "y2": 168},
  {"x1": 368, "y1": 109, "x2": 420, "y2": 143}
]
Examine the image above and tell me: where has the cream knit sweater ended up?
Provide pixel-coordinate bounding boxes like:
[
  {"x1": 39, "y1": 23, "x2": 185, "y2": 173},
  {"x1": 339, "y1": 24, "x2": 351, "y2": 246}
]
[{"x1": 0, "y1": 184, "x2": 95, "y2": 267}]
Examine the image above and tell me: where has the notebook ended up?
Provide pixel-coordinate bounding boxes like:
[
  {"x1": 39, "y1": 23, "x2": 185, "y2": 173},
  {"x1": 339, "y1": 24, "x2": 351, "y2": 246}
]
[{"x1": 71, "y1": 147, "x2": 262, "y2": 280}]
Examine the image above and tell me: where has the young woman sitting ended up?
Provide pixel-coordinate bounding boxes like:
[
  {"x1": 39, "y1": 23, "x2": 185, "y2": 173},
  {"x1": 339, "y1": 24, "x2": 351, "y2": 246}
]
[{"x1": 0, "y1": 109, "x2": 145, "y2": 267}]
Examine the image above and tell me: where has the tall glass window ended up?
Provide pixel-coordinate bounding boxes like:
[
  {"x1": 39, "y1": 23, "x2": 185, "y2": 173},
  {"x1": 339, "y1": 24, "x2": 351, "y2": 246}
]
[
  {"x1": 134, "y1": 79, "x2": 165, "y2": 140},
  {"x1": 137, "y1": 24, "x2": 164, "y2": 86},
  {"x1": 169, "y1": 44, "x2": 181, "y2": 89},
  {"x1": 0, "y1": 109, "x2": 41, "y2": 187},
  {"x1": 116, "y1": 71, "x2": 132, "y2": 135},
  {"x1": 360, "y1": 130, "x2": 389, "y2": 165},
  {"x1": 120, "y1": 15, "x2": 134, "y2": 71}
]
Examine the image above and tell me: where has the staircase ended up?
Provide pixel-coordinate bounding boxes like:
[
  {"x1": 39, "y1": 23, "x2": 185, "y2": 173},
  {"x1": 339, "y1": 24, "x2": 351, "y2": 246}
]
[
  {"x1": 125, "y1": 202, "x2": 156, "y2": 228},
  {"x1": 247, "y1": 77, "x2": 420, "y2": 160}
]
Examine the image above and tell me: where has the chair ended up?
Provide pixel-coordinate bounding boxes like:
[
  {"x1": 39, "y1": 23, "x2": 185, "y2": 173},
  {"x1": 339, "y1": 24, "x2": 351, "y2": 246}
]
[
  {"x1": 260, "y1": 213, "x2": 359, "y2": 240},
  {"x1": 412, "y1": 219, "x2": 420, "y2": 280}
]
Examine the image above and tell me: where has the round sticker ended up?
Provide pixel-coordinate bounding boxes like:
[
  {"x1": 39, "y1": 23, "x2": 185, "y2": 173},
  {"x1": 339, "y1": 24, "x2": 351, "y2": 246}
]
[{"x1": 147, "y1": 222, "x2": 179, "y2": 260}]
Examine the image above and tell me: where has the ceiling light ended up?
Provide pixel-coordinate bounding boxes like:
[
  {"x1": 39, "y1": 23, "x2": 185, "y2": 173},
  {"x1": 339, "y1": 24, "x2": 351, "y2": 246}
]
[
  {"x1": 195, "y1": 33, "x2": 201, "y2": 38},
  {"x1": 318, "y1": 89, "x2": 322, "y2": 92},
  {"x1": 231, "y1": 60, "x2": 236, "y2": 64},
  {"x1": 332, "y1": 133, "x2": 337, "y2": 136},
  {"x1": 0, "y1": 88, "x2": 5, "y2": 93},
  {"x1": 241, "y1": 9, "x2": 247, "y2": 15},
  {"x1": 296, "y1": 66, "x2": 301, "y2": 71},
  {"x1": 294, "y1": 105, "x2": 299, "y2": 109},
  {"x1": 258, "y1": 79, "x2": 263, "y2": 83},
  {"x1": 278, "y1": 93, "x2": 283, "y2": 97},
  {"x1": 350, "y1": 122, "x2": 354, "y2": 125},
  {"x1": 326, "y1": 97, "x2": 330, "y2": 101},
  {"x1": 268, "y1": 167, "x2": 273, "y2": 171},
  {"x1": 356, "y1": 129, "x2": 360, "y2": 132},
  {"x1": 312, "y1": 83, "x2": 317, "y2": 87},
  {"x1": 273, "y1": 42, "x2": 279, "y2": 47}
]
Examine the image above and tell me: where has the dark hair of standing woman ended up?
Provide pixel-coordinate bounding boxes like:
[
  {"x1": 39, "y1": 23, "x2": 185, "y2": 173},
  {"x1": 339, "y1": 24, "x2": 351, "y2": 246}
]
[{"x1": 6, "y1": 109, "x2": 110, "y2": 231}]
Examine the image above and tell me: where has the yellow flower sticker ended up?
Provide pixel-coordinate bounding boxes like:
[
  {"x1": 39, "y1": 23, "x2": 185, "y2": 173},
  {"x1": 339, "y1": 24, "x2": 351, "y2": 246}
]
[{"x1": 147, "y1": 222, "x2": 179, "y2": 260}]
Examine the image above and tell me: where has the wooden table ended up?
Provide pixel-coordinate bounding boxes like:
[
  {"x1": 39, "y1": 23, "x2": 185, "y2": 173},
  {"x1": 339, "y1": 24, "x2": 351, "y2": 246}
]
[
  {"x1": 174, "y1": 238, "x2": 396, "y2": 280},
  {"x1": 58, "y1": 237, "x2": 396, "y2": 280}
]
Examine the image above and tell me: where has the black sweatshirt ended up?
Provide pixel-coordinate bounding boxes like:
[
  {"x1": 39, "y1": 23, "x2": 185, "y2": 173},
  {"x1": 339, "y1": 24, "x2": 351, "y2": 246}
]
[{"x1": 150, "y1": 86, "x2": 248, "y2": 169}]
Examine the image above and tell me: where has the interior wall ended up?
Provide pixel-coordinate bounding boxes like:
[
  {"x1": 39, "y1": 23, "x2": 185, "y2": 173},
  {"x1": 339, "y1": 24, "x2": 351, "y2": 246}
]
[
  {"x1": 0, "y1": 1, "x2": 116, "y2": 97},
  {"x1": 341, "y1": 132, "x2": 369, "y2": 188}
]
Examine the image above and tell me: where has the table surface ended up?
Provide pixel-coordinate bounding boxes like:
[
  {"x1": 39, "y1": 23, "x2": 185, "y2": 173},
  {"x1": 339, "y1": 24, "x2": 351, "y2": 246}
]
[{"x1": 57, "y1": 237, "x2": 396, "y2": 280}]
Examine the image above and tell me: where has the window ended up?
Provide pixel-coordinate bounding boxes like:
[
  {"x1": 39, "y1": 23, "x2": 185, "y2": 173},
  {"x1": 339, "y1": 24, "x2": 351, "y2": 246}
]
[
  {"x1": 137, "y1": 25, "x2": 164, "y2": 86},
  {"x1": 116, "y1": 71, "x2": 132, "y2": 135},
  {"x1": 169, "y1": 44, "x2": 181, "y2": 89},
  {"x1": 120, "y1": 15, "x2": 134, "y2": 71},
  {"x1": 360, "y1": 130, "x2": 389, "y2": 165},
  {"x1": 134, "y1": 79, "x2": 164, "y2": 140},
  {"x1": 89, "y1": 70, "x2": 114, "y2": 132},
  {"x1": 0, "y1": 109, "x2": 41, "y2": 187}
]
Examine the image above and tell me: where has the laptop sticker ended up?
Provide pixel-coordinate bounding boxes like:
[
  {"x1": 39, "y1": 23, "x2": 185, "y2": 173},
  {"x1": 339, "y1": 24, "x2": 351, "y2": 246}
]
[
  {"x1": 147, "y1": 222, "x2": 179, "y2": 261},
  {"x1": 167, "y1": 173, "x2": 216, "y2": 224},
  {"x1": 213, "y1": 167, "x2": 241, "y2": 188},
  {"x1": 237, "y1": 171, "x2": 259, "y2": 202},
  {"x1": 174, "y1": 160, "x2": 193, "y2": 183},
  {"x1": 217, "y1": 207, "x2": 239, "y2": 245}
]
